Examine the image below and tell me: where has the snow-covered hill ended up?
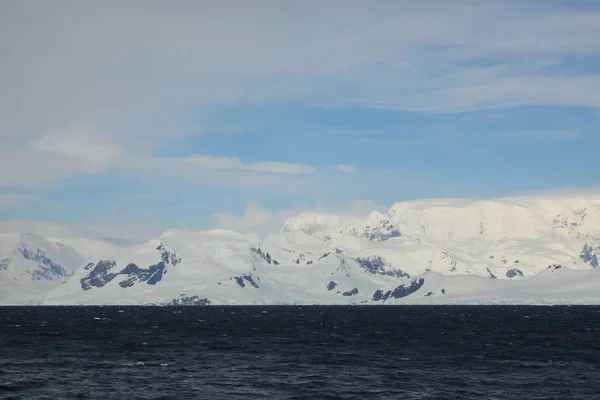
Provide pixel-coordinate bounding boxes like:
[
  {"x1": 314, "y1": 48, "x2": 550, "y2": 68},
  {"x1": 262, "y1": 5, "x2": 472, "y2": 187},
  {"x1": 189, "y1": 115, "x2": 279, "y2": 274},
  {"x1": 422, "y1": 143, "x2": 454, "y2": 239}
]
[
  {"x1": 0, "y1": 233, "x2": 124, "y2": 303},
  {"x1": 3, "y1": 194, "x2": 600, "y2": 305}
]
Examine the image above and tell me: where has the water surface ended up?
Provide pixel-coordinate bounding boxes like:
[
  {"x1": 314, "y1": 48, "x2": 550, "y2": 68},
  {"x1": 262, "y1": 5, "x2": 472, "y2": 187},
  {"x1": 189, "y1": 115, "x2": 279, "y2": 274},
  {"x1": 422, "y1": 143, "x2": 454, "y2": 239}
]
[{"x1": 1, "y1": 305, "x2": 599, "y2": 399}]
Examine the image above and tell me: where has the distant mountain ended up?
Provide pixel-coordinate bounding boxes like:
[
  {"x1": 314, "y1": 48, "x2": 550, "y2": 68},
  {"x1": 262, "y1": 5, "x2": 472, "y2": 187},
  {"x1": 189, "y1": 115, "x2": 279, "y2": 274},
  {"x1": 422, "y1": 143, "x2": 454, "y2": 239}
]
[
  {"x1": 29, "y1": 194, "x2": 600, "y2": 305},
  {"x1": 0, "y1": 233, "x2": 123, "y2": 303},
  {"x1": 0, "y1": 233, "x2": 71, "y2": 281}
]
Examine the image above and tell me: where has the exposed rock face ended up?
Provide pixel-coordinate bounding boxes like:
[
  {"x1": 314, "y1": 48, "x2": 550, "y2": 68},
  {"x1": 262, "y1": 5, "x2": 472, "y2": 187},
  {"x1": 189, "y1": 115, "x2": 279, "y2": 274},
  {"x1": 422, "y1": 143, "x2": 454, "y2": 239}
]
[
  {"x1": 506, "y1": 268, "x2": 524, "y2": 278},
  {"x1": 79, "y1": 243, "x2": 180, "y2": 290},
  {"x1": 18, "y1": 245, "x2": 69, "y2": 280},
  {"x1": 391, "y1": 278, "x2": 425, "y2": 299},
  {"x1": 354, "y1": 256, "x2": 410, "y2": 278},
  {"x1": 157, "y1": 244, "x2": 181, "y2": 266},
  {"x1": 326, "y1": 281, "x2": 337, "y2": 291},
  {"x1": 360, "y1": 218, "x2": 401, "y2": 241},
  {"x1": 122, "y1": 262, "x2": 167, "y2": 286},
  {"x1": 581, "y1": 244, "x2": 599, "y2": 268},
  {"x1": 251, "y1": 246, "x2": 279, "y2": 265},
  {"x1": 80, "y1": 260, "x2": 118, "y2": 291},
  {"x1": 342, "y1": 288, "x2": 359, "y2": 296},
  {"x1": 372, "y1": 289, "x2": 391, "y2": 302},
  {"x1": 233, "y1": 273, "x2": 260, "y2": 288},
  {"x1": 168, "y1": 295, "x2": 211, "y2": 306},
  {"x1": 372, "y1": 278, "x2": 426, "y2": 302},
  {"x1": 81, "y1": 260, "x2": 168, "y2": 290}
]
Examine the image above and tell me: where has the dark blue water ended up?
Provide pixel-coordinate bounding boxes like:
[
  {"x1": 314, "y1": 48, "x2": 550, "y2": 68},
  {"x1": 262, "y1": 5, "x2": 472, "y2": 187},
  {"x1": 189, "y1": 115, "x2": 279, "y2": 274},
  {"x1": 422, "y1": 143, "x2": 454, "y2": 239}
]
[{"x1": 1, "y1": 306, "x2": 600, "y2": 399}]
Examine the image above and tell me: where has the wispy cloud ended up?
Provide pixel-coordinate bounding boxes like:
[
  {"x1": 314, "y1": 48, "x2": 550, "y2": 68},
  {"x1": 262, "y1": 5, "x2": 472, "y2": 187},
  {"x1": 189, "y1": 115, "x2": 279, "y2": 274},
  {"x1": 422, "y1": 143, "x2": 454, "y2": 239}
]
[
  {"x1": 28, "y1": 130, "x2": 122, "y2": 173},
  {"x1": 0, "y1": 130, "x2": 122, "y2": 187},
  {"x1": 246, "y1": 161, "x2": 315, "y2": 174},
  {"x1": 2, "y1": 1, "x2": 600, "y2": 137},
  {"x1": 0, "y1": 218, "x2": 157, "y2": 243},
  {"x1": 0, "y1": 129, "x2": 317, "y2": 190},
  {"x1": 184, "y1": 155, "x2": 244, "y2": 170},
  {"x1": 331, "y1": 164, "x2": 356, "y2": 173},
  {"x1": 184, "y1": 155, "x2": 316, "y2": 174}
]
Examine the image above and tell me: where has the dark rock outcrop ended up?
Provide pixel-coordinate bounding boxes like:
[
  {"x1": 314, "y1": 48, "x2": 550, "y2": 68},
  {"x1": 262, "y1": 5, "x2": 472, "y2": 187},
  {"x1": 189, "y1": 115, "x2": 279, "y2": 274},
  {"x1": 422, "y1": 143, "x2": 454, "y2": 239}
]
[
  {"x1": 118, "y1": 276, "x2": 137, "y2": 288},
  {"x1": 157, "y1": 245, "x2": 181, "y2": 266},
  {"x1": 505, "y1": 268, "x2": 524, "y2": 278},
  {"x1": 372, "y1": 289, "x2": 392, "y2": 302},
  {"x1": 581, "y1": 244, "x2": 599, "y2": 268},
  {"x1": 342, "y1": 288, "x2": 359, "y2": 296},
  {"x1": 327, "y1": 281, "x2": 337, "y2": 291},
  {"x1": 390, "y1": 278, "x2": 425, "y2": 299},
  {"x1": 355, "y1": 256, "x2": 410, "y2": 278},
  {"x1": 251, "y1": 246, "x2": 278, "y2": 265},
  {"x1": 294, "y1": 253, "x2": 313, "y2": 265},
  {"x1": 119, "y1": 262, "x2": 167, "y2": 285},
  {"x1": 80, "y1": 260, "x2": 118, "y2": 291},
  {"x1": 360, "y1": 219, "x2": 401, "y2": 241},
  {"x1": 145, "y1": 262, "x2": 167, "y2": 285},
  {"x1": 168, "y1": 295, "x2": 211, "y2": 306},
  {"x1": 234, "y1": 273, "x2": 260, "y2": 288},
  {"x1": 79, "y1": 245, "x2": 181, "y2": 291},
  {"x1": 372, "y1": 278, "x2": 425, "y2": 302},
  {"x1": 234, "y1": 276, "x2": 245, "y2": 288},
  {"x1": 81, "y1": 260, "x2": 168, "y2": 290}
]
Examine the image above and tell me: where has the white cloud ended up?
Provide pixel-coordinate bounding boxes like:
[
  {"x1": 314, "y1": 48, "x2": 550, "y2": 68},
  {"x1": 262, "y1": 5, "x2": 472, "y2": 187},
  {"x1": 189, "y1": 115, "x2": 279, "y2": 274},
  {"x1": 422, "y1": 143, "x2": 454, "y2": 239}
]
[
  {"x1": 28, "y1": 130, "x2": 122, "y2": 173},
  {"x1": 213, "y1": 202, "x2": 290, "y2": 235},
  {"x1": 0, "y1": 129, "x2": 124, "y2": 187},
  {"x1": 246, "y1": 161, "x2": 316, "y2": 174},
  {"x1": 331, "y1": 164, "x2": 356, "y2": 173},
  {"x1": 183, "y1": 154, "x2": 315, "y2": 174},
  {"x1": 0, "y1": 130, "x2": 317, "y2": 188},
  {"x1": 213, "y1": 199, "x2": 387, "y2": 236},
  {"x1": 184, "y1": 154, "x2": 244, "y2": 170},
  {"x1": 0, "y1": 219, "x2": 158, "y2": 244}
]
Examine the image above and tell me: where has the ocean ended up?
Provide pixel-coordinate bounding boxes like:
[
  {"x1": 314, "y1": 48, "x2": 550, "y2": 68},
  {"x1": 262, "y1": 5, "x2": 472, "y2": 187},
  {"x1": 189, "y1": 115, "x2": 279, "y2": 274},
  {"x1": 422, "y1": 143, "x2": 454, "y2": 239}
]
[{"x1": 1, "y1": 305, "x2": 599, "y2": 399}]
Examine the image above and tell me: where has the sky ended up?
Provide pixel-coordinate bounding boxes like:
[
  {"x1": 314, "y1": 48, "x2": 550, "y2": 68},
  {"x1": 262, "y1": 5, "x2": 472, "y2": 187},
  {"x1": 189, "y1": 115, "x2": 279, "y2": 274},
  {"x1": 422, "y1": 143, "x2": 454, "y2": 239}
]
[{"x1": 1, "y1": 0, "x2": 599, "y2": 238}]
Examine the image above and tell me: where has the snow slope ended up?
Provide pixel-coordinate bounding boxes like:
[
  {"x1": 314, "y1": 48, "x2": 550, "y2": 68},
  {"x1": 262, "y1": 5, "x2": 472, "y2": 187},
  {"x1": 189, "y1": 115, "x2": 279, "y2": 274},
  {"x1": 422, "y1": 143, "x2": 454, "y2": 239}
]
[{"x1": 5, "y1": 193, "x2": 600, "y2": 305}]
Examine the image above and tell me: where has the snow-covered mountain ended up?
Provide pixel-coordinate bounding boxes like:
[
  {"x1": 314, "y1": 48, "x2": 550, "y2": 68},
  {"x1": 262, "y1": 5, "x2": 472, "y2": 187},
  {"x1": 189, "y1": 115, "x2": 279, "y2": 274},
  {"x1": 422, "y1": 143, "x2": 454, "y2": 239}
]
[
  {"x1": 3, "y1": 194, "x2": 600, "y2": 305},
  {"x1": 0, "y1": 233, "x2": 124, "y2": 303}
]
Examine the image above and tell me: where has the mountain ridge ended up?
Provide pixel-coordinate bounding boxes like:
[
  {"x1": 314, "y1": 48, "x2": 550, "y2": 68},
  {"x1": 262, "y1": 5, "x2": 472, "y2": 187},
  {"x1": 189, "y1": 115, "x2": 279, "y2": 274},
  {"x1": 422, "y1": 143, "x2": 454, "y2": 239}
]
[{"x1": 2, "y1": 194, "x2": 600, "y2": 305}]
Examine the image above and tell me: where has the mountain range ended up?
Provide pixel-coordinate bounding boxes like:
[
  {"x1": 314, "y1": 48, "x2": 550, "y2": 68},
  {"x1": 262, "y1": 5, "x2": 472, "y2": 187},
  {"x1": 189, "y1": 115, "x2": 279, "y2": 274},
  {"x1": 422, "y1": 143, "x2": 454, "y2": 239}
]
[{"x1": 1, "y1": 194, "x2": 600, "y2": 305}]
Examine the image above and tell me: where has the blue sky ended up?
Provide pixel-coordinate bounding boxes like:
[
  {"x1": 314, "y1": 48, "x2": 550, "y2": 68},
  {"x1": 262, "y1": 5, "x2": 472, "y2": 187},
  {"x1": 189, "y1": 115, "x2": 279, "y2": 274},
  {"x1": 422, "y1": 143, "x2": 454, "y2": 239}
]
[{"x1": 1, "y1": 0, "x2": 599, "y2": 235}]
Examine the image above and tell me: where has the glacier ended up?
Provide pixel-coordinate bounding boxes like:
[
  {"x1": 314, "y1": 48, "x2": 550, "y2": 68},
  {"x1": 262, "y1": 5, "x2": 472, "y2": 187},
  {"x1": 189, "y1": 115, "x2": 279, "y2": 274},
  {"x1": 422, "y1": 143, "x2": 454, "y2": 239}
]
[{"x1": 2, "y1": 194, "x2": 600, "y2": 305}]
